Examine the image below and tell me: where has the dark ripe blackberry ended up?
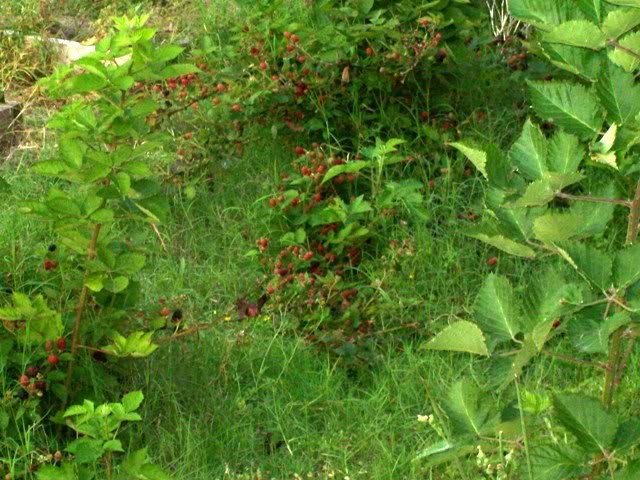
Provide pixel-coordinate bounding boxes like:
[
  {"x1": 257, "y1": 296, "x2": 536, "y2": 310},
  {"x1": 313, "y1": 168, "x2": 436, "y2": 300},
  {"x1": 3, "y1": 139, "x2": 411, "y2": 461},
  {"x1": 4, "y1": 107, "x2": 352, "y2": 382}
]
[
  {"x1": 17, "y1": 389, "x2": 29, "y2": 400},
  {"x1": 171, "y1": 309, "x2": 183, "y2": 322},
  {"x1": 34, "y1": 380, "x2": 47, "y2": 392},
  {"x1": 48, "y1": 244, "x2": 57, "y2": 252},
  {"x1": 92, "y1": 351, "x2": 107, "y2": 363}
]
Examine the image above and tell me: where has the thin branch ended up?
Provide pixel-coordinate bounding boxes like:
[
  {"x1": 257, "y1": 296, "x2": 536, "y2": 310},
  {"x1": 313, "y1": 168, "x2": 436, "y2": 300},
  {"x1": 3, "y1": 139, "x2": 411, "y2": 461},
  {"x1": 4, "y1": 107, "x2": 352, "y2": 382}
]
[
  {"x1": 159, "y1": 90, "x2": 217, "y2": 119},
  {"x1": 626, "y1": 178, "x2": 640, "y2": 244},
  {"x1": 156, "y1": 322, "x2": 214, "y2": 343},
  {"x1": 608, "y1": 40, "x2": 640, "y2": 61},
  {"x1": 150, "y1": 223, "x2": 167, "y2": 251},
  {"x1": 555, "y1": 192, "x2": 631, "y2": 207},
  {"x1": 63, "y1": 223, "x2": 102, "y2": 406},
  {"x1": 542, "y1": 349, "x2": 607, "y2": 370}
]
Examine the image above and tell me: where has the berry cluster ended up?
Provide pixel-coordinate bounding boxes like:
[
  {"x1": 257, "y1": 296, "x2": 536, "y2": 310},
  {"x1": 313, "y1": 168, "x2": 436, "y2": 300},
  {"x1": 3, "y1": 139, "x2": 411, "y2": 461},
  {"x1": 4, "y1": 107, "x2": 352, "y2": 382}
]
[
  {"x1": 15, "y1": 337, "x2": 66, "y2": 401},
  {"x1": 252, "y1": 144, "x2": 380, "y2": 349}
]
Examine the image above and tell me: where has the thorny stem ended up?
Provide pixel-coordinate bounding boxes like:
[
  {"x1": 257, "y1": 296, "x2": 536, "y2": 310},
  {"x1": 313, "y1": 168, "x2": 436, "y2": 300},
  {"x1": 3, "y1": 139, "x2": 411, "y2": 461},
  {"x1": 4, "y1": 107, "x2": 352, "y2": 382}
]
[
  {"x1": 63, "y1": 223, "x2": 102, "y2": 406},
  {"x1": 602, "y1": 178, "x2": 640, "y2": 410},
  {"x1": 555, "y1": 192, "x2": 631, "y2": 207},
  {"x1": 625, "y1": 179, "x2": 640, "y2": 244},
  {"x1": 541, "y1": 349, "x2": 607, "y2": 370}
]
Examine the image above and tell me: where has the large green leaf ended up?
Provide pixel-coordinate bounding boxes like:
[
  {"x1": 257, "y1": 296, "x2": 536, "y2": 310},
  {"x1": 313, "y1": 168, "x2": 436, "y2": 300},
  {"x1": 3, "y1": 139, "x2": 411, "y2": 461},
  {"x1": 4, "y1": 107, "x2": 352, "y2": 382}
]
[
  {"x1": 467, "y1": 232, "x2": 536, "y2": 257},
  {"x1": 557, "y1": 241, "x2": 613, "y2": 290},
  {"x1": 602, "y1": 8, "x2": 640, "y2": 38},
  {"x1": 552, "y1": 393, "x2": 619, "y2": 453},
  {"x1": 510, "y1": 119, "x2": 548, "y2": 180},
  {"x1": 509, "y1": 0, "x2": 584, "y2": 27},
  {"x1": 528, "y1": 81, "x2": 604, "y2": 139},
  {"x1": 608, "y1": 0, "x2": 640, "y2": 7},
  {"x1": 66, "y1": 438, "x2": 104, "y2": 464},
  {"x1": 543, "y1": 21, "x2": 606, "y2": 50},
  {"x1": 576, "y1": 0, "x2": 603, "y2": 23},
  {"x1": 614, "y1": 418, "x2": 640, "y2": 451},
  {"x1": 489, "y1": 190, "x2": 547, "y2": 241},
  {"x1": 450, "y1": 143, "x2": 487, "y2": 178},
  {"x1": 36, "y1": 463, "x2": 76, "y2": 480},
  {"x1": 485, "y1": 144, "x2": 513, "y2": 189},
  {"x1": 533, "y1": 211, "x2": 583, "y2": 242},
  {"x1": 571, "y1": 197, "x2": 616, "y2": 237},
  {"x1": 568, "y1": 311, "x2": 631, "y2": 353},
  {"x1": 614, "y1": 242, "x2": 640, "y2": 286},
  {"x1": 474, "y1": 274, "x2": 522, "y2": 343},
  {"x1": 522, "y1": 268, "x2": 580, "y2": 334},
  {"x1": 445, "y1": 380, "x2": 496, "y2": 436},
  {"x1": 60, "y1": 135, "x2": 84, "y2": 169},
  {"x1": 527, "y1": 445, "x2": 590, "y2": 480},
  {"x1": 597, "y1": 63, "x2": 640, "y2": 125},
  {"x1": 541, "y1": 43, "x2": 604, "y2": 81},
  {"x1": 514, "y1": 172, "x2": 584, "y2": 207},
  {"x1": 547, "y1": 131, "x2": 584, "y2": 173},
  {"x1": 424, "y1": 321, "x2": 490, "y2": 356},
  {"x1": 609, "y1": 31, "x2": 640, "y2": 71}
]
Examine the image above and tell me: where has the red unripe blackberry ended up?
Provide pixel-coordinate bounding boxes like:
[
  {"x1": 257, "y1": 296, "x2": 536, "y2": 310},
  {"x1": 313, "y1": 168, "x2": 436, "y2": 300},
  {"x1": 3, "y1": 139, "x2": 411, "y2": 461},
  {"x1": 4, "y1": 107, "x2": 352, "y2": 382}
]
[{"x1": 47, "y1": 354, "x2": 59, "y2": 367}]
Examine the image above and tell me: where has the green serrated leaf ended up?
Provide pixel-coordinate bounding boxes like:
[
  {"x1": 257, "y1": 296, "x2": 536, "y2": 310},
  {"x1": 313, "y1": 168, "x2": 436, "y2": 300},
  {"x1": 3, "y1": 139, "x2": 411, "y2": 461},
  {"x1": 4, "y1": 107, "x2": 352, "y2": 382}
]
[
  {"x1": 66, "y1": 438, "x2": 105, "y2": 464},
  {"x1": 609, "y1": 30, "x2": 640, "y2": 71},
  {"x1": 424, "y1": 321, "x2": 489, "y2": 356},
  {"x1": 36, "y1": 463, "x2": 76, "y2": 480},
  {"x1": 474, "y1": 274, "x2": 522, "y2": 343},
  {"x1": 614, "y1": 418, "x2": 640, "y2": 451},
  {"x1": 533, "y1": 211, "x2": 583, "y2": 242},
  {"x1": 552, "y1": 393, "x2": 618, "y2": 453},
  {"x1": 597, "y1": 63, "x2": 640, "y2": 126},
  {"x1": 450, "y1": 142, "x2": 487, "y2": 178},
  {"x1": 603, "y1": 8, "x2": 640, "y2": 38},
  {"x1": 153, "y1": 45, "x2": 184, "y2": 62},
  {"x1": 527, "y1": 444, "x2": 590, "y2": 480},
  {"x1": 614, "y1": 242, "x2": 640, "y2": 287},
  {"x1": 70, "y1": 73, "x2": 108, "y2": 93},
  {"x1": 541, "y1": 42, "x2": 604, "y2": 81},
  {"x1": 122, "y1": 390, "x2": 144, "y2": 413},
  {"x1": 528, "y1": 81, "x2": 604, "y2": 139},
  {"x1": 514, "y1": 172, "x2": 583, "y2": 207},
  {"x1": 445, "y1": 380, "x2": 497, "y2": 436},
  {"x1": 547, "y1": 131, "x2": 584, "y2": 174},
  {"x1": 576, "y1": 0, "x2": 602, "y2": 23},
  {"x1": 509, "y1": 0, "x2": 582, "y2": 27},
  {"x1": 510, "y1": 119, "x2": 548, "y2": 180},
  {"x1": 468, "y1": 232, "x2": 536, "y2": 257},
  {"x1": 557, "y1": 241, "x2": 613, "y2": 290},
  {"x1": 544, "y1": 20, "x2": 606, "y2": 50},
  {"x1": 60, "y1": 135, "x2": 83, "y2": 169},
  {"x1": 321, "y1": 161, "x2": 369, "y2": 184}
]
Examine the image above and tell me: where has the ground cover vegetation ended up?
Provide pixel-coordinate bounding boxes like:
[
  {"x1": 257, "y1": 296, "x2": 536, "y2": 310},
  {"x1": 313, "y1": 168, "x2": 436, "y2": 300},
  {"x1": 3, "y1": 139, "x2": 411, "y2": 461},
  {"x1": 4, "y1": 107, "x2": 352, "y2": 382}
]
[{"x1": 1, "y1": 0, "x2": 639, "y2": 478}]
